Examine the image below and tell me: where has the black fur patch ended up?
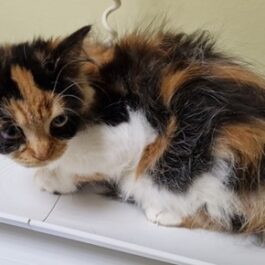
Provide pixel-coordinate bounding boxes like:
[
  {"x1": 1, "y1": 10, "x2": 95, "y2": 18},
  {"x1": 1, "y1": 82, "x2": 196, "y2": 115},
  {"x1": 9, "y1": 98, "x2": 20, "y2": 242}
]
[
  {"x1": 0, "y1": 66, "x2": 22, "y2": 100},
  {"x1": 0, "y1": 120, "x2": 25, "y2": 154},
  {"x1": 89, "y1": 40, "x2": 171, "y2": 130},
  {"x1": 231, "y1": 214, "x2": 245, "y2": 232},
  {"x1": 89, "y1": 180, "x2": 135, "y2": 204},
  {"x1": 0, "y1": 26, "x2": 92, "y2": 108},
  {"x1": 154, "y1": 77, "x2": 265, "y2": 191},
  {"x1": 89, "y1": 31, "x2": 265, "y2": 192},
  {"x1": 50, "y1": 113, "x2": 81, "y2": 140}
]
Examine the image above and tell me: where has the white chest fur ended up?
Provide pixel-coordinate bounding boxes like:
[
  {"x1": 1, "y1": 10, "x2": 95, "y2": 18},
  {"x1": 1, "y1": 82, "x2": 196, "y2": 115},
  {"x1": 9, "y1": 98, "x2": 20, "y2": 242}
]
[
  {"x1": 35, "y1": 110, "x2": 238, "y2": 230},
  {"x1": 51, "y1": 110, "x2": 157, "y2": 180}
]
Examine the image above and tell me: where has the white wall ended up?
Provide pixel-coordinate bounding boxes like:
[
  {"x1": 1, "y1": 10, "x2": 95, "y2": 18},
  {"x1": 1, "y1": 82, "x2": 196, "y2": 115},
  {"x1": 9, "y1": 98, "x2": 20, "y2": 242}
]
[{"x1": 0, "y1": 0, "x2": 265, "y2": 72}]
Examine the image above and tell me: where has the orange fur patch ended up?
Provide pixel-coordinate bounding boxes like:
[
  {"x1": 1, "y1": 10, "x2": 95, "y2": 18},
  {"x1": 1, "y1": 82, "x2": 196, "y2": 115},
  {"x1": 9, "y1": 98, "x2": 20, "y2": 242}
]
[
  {"x1": 180, "y1": 208, "x2": 227, "y2": 232},
  {"x1": 83, "y1": 41, "x2": 114, "y2": 65},
  {"x1": 180, "y1": 189, "x2": 265, "y2": 235},
  {"x1": 120, "y1": 32, "x2": 163, "y2": 51},
  {"x1": 179, "y1": 206, "x2": 231, "y2": 232},
  {"x1": 161, "y1": 63, "x2": 265, "y2": 106},
  {"x1": 10, "y1": 65, "x2": 55, "y2": 123},
  {"x1": 239, "y1": 188, "x2": 265, "y2": 234},
  {"x1": 14, "y1": 137, "x2": 66, "y2": 167},
  {"x1": 75, "y1": 173, "x2": 106, "y2": 184},
  {"x1": 161, "y1": 65, "x2": 204, "y2": 106},
  {"x1": 81, "y1": 41, "x2": 115, "y2": 75},
  {"x1": 136, "y1": 116, "x2": 177, "y2": 177},
  {"x1": 212, "y1": 64, "x2": 265, "y2": 89},
  {"x1": 214, "y1": 121, "x2": 265, "y2": 168},
  {"x1": 6, "y1": 65, "x2": 66, "y2": 166}
]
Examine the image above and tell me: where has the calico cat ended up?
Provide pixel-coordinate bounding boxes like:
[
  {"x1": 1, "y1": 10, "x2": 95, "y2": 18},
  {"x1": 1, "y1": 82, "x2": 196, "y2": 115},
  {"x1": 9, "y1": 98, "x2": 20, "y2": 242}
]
[{"x1": 1, "y1": 25, "x2": 265, "y2": 239}]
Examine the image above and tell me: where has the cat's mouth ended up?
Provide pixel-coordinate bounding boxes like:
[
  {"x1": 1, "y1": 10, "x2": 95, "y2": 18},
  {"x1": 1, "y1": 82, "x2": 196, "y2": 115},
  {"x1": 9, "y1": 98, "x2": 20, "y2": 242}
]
[
  {"x1": 13, "y1": 143, "x2": 67, "y2": 168},
  {"x1": 13, "y1": 154, "x2": 58, "y2": 168}
]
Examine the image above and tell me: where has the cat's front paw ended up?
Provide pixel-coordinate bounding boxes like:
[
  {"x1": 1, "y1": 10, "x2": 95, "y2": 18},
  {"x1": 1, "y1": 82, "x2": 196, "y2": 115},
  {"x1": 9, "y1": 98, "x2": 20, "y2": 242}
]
[
  {"x1": 34, "y1": 168, "x2": 78, "y2": 195},
  {"x1": 145, "y1": 207, "x2": 182, "y2": 226}
]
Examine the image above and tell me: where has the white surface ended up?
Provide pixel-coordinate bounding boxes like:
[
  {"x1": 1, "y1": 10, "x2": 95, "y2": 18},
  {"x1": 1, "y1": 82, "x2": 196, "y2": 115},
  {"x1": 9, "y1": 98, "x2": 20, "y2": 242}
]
[
  {"x1": 29, "y1": 220, "x2": 194, "y2": 265},
  {"x1": 1, "y1": 156, "x2": 265, "y2": 265},
  {"x1": 0, "y1": 223, "x2": 167, "y2": 265},
  {"x1": 44, "y1": 189, "x2": 265, "y2": 265},
  {"x1": 0, "y1": 157, "x2": 58, "y2": 220}
]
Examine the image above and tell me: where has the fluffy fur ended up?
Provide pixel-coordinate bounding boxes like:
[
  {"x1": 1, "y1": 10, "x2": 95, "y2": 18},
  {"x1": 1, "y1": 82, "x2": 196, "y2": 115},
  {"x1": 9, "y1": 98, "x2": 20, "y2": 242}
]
[{"x1": 1, "y1": 25, "x2": 265, "y2": 240}]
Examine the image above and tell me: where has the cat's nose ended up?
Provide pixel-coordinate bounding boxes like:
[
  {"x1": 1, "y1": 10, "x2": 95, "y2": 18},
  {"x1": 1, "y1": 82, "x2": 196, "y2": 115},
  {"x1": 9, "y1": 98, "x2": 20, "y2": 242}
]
[
  {"x1": 33, "y1": 152, "x2": 51, "y2": 161},
  {"x1": 31, "y1": 141, "x2": 53, "y2": 161}
]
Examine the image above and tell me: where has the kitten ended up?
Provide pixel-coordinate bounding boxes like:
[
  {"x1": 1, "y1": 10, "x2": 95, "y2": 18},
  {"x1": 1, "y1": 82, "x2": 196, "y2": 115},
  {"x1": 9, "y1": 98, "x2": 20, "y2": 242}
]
[{"x1": 1, "y1": 25, "x2": 265, "y2": 239}]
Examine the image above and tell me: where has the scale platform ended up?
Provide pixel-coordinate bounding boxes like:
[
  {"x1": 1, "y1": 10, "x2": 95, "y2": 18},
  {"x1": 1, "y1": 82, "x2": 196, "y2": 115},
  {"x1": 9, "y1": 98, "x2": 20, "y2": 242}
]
[{"x1": 0, "y1": 156, "x2": 264, "y2": 265}]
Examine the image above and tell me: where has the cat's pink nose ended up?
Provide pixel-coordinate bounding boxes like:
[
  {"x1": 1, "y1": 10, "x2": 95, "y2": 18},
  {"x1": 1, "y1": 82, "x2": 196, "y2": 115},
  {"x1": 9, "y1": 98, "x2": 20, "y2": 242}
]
[
  {"x1": 33, "y1": 153, "x2": 50, "y2": 161},
  {"x1": 32, "y1": 146, "x2": 53, "y2": 162},
  {"x1": 30, "y1": 138, "x2": 53, "y2": 162}
]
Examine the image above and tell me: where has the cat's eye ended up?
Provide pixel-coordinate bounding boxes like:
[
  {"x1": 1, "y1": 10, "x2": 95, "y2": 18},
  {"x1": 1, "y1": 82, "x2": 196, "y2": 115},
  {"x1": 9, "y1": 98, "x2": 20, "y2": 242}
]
[
  {"x1": 51, "y1": 114, "x2": 68, "y2": 128},
  {"x1": 1, "y1": 125, "x2": 23, "y2": 140},
  {"x1": 50, "y1": 114, "x2": 80, "y2": 140}
]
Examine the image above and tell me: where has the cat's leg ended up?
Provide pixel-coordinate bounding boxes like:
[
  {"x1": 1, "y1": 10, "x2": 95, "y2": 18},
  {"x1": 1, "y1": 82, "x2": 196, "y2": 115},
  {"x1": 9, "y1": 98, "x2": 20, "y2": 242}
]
[
  {"x1": 121, "y1": 160, "x2": 241, "y2": 229},
  {"x1": 134, "y1": 175, "x2": 238, "y2": 228},
  {"x1": 34, "y1": 167, "x2": 78, "y2": 194},
  {"x1": 144, "y1": 207, "x2": 183, "y2": 226},
  {"x1": 34, "y1": 168, "x2": 106, "y2": 195},
  {"x1": 120, "y1": 176, "x2": 185, "y2": 226}
]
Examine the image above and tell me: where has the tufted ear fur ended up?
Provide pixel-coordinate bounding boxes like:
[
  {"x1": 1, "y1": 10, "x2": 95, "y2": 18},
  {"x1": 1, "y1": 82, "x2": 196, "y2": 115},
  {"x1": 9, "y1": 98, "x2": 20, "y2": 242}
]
[{"x1": 53, "y1": 25, "x2": 92, "y2": 60}]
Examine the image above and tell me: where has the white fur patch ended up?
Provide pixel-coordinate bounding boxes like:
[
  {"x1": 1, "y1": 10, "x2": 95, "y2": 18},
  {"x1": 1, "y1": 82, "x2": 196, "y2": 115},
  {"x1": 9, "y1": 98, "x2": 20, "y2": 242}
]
[
  {"x1": 34, "y1": 167, "x2": 78, "y2": 194},
  {"x1": 36, "y1": 110, "x2": 239, "y2": 229},
  {"x1": 120, "y1": 159, "x2": 239, "y2": 227},
  {"x1": 36, "y1": 110, "x2": 157, "y2": 193}
]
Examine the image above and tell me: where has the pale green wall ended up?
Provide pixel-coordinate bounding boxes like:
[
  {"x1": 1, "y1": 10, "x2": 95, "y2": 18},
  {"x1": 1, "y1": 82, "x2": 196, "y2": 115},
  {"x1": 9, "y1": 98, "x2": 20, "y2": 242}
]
[{"x1": 0, "y1": 0, "x2": 265, "y2": 71}]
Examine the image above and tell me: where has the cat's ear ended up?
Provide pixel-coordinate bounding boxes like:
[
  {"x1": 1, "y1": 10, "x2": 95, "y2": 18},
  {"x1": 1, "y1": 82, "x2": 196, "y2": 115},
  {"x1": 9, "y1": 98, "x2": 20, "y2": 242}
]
[{"x1": 53, "y1": 25, "x2": 92, "y2": 58}]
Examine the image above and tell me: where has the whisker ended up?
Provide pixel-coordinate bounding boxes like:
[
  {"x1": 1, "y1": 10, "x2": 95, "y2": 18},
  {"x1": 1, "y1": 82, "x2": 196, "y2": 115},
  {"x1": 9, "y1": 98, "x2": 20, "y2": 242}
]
[
  {"x1": 23, "y1": 44, "x2": 28, "y2": 61},
  {"x1": 67, "y1": 78, "x2": 85, "y2": 91},
  {"x1": 63, "y1": 107, "x2": 81, "y2": 117},
  {"x1": 101, "y1": 99, "x2": 123, "y2": 112},
  {"x1": 51, "y1": 58, "x2": 89, "y2": 97},
  {"x1": 54, "y1": 83, "x2": 77, "y2": 100},
  {"x1": 59, "y1": 94, "x2": 85, "y2": 105}
]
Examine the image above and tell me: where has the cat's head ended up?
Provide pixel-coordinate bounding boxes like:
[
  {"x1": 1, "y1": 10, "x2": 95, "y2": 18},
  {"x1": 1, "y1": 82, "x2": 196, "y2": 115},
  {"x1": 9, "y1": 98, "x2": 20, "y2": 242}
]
[{"x1": 0, "y1": 25, "x2": 93, "y2": 167}]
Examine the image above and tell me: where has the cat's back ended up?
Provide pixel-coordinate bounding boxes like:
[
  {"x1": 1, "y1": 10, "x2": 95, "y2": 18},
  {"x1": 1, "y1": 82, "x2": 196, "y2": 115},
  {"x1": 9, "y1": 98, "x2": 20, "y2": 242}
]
[{"x1": 84, "y1": 28, "x2": 265, "y2": 238}]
